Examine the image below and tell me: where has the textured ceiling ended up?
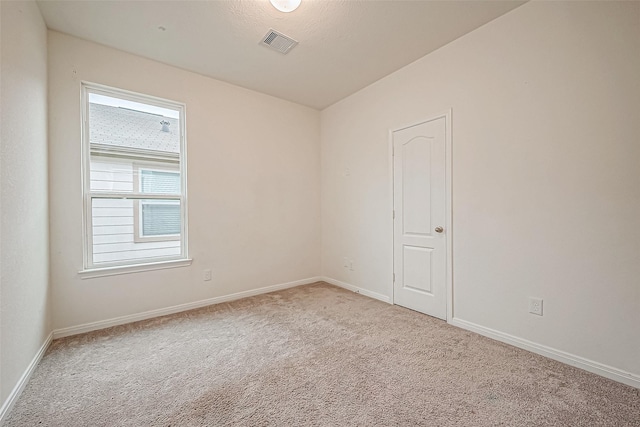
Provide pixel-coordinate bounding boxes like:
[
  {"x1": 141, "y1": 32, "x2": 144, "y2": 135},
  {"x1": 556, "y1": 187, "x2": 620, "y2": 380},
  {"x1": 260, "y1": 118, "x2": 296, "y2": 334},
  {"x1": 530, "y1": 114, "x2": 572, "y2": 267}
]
[{"x1": 37, "y1": 0, "x2": 525, "y2": 109}]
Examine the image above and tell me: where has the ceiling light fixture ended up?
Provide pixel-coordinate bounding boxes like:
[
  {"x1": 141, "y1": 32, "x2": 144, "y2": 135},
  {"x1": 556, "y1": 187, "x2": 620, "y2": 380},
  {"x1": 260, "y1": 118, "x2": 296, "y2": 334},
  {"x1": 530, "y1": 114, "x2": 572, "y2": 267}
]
[{"x1": 269, "y1": 0, "x2": 301, "y2": 13}]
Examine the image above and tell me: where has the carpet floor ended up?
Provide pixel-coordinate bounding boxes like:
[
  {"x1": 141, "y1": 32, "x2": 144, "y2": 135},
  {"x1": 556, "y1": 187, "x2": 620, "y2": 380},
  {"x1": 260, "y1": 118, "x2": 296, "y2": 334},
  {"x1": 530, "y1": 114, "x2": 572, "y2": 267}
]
[{"x1": 5, "y1": 282, "x2": 639, "y2": 426}]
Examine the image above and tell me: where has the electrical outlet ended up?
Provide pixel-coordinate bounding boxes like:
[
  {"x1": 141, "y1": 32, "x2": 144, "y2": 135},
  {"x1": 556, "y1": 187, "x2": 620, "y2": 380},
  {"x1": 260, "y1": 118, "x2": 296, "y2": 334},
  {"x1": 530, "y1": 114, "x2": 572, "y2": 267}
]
[
  {"x1": 203, "y1": 269, "x2": 212, "y2": 281},
  {"x1": 528, "y1": 297, "x2": 543, "y2": 316},
  {"x1": 343, "y1": 257, "x2": 349, "y2": 268},
  {"x1": 349, "y1": 260, "x2": 355, "y2": 271}
]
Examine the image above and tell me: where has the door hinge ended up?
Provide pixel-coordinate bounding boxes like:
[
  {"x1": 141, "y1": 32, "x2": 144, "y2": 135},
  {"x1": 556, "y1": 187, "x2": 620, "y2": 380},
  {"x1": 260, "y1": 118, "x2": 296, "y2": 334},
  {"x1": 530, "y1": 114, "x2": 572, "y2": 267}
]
[
  {"x1": 393, "y1": 273, "x2": 396, "y2": 282},
  {"x1": 393, "y1": 210, "x2": 395, "y2": 219}
]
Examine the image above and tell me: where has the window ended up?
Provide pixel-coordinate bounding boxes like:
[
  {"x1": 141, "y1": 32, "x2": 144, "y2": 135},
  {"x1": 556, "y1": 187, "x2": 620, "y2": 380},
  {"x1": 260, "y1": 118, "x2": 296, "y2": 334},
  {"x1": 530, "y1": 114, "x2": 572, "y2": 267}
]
[
  {"x1": 81, "y1": 83, "x2": 189, "y2": 273},
  {"x1": 134, "y1": 167, "x2": 181, "y2": 242}
]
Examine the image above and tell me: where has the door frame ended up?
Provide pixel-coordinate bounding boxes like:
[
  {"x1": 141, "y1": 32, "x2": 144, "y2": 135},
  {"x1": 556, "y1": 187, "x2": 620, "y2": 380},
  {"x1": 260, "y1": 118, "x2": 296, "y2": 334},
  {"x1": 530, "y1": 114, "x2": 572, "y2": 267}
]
[{"x1": 389, "y1": 109, "x2": 453, "y2": 321}]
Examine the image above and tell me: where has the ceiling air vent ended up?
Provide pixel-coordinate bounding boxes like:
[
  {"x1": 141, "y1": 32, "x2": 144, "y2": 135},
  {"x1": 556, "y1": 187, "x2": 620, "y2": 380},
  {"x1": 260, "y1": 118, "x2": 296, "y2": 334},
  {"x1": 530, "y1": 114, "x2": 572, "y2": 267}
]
[{"x1": 260, "y1": 29, "x2": 298, "y2": 54}]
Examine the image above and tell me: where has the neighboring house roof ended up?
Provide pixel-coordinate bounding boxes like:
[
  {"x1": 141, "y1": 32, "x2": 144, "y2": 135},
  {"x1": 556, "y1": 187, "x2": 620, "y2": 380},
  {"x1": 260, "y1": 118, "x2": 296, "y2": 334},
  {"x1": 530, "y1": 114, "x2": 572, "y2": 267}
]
[{"x1": 90, "y1": 103, "x2": 180, "y2": 153}]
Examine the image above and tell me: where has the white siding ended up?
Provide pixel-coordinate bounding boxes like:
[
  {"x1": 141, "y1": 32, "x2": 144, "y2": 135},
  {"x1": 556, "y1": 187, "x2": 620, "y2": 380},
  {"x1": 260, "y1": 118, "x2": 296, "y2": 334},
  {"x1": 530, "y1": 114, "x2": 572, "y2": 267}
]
[
  {"x1": 90, "y1": 157, "x2": 180, "y2": 265},
  {"x1": 90, "y1": 159, "x2": 134, "y2": 192}
]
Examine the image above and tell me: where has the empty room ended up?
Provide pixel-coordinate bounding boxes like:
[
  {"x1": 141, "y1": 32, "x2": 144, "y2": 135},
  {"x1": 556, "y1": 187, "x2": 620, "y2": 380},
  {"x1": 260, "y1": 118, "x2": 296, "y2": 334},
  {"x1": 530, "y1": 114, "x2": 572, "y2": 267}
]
[{"x1": 1, "y1": 0, "x2": 638, "y2": 425}]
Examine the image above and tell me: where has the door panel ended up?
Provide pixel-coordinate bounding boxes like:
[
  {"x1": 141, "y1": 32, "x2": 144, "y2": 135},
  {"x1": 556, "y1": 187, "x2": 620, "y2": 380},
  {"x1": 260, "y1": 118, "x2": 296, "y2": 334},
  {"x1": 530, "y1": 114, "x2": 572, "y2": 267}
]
[
  {"x1": 403, "y1": 137, "x2": 432, "y2": 235},
  {"x1": 393, "y1": 117, "x2": 447, "y2": 319},
  {"x1": 403, "y1": 246, "x2": 432, "y2": 294}
]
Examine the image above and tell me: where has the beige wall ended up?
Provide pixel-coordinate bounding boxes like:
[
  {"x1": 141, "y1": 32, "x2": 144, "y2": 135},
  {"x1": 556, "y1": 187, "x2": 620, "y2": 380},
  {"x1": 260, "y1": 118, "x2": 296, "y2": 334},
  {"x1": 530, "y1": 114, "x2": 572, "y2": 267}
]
[
  {"x1": 48, "y1": 31, "x2": 321, "y2": 330},
  {"x1": 321, "y1": 1, "x2": 640, "y2": 377},
  {"x1": 0, "y1": 0, "x2": 51, "y2": 405}
]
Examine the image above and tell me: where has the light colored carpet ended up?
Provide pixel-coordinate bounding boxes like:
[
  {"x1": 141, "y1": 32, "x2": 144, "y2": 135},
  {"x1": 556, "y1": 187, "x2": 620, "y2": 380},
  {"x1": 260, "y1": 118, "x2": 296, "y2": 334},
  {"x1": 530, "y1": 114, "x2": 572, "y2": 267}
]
[{"x1": 5, "y1": 282, "x2": 639, "y2": 426}]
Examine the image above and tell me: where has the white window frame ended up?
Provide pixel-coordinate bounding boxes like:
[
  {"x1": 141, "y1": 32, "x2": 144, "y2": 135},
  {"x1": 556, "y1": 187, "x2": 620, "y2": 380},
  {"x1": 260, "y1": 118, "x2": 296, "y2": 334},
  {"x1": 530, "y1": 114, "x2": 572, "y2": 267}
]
[
  {"x1": 80, "y1": 82, "x2": 190, "y2": 277},
  {"x1": 133, "y1": 164, "x2": 181, "y2": 243}
]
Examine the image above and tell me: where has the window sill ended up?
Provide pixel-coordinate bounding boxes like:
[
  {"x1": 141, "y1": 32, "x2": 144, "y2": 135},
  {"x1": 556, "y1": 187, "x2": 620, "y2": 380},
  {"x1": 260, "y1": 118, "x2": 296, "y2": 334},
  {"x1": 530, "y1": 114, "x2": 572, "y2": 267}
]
[{"x1": 79, "y1": 258, "x2": 192, "y2": 279}]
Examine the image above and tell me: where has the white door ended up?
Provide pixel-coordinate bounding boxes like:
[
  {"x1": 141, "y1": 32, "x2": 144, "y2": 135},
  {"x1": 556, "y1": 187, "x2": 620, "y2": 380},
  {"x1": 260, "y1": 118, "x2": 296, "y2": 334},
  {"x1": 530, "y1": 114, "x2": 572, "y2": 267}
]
[{"x1": 393, "y1": 116, "x2": 447, "y2": 319}]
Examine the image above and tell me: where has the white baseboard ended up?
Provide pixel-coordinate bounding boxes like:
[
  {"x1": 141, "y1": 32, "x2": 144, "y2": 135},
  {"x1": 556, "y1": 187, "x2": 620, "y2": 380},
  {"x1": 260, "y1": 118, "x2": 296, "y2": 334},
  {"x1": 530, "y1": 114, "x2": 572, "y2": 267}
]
[
  {"x1": 321, "y1": 276, "x2": 391, "y2": 304},
  {"x1": 450, "y1": 317, "x2": 640, "y2": 389},
  {"x1": 0, "y1": 332, "x2": 53, "y2": 425},
  {"x1": 53, "y1": 276, "x2": 322, "y2": 339}
]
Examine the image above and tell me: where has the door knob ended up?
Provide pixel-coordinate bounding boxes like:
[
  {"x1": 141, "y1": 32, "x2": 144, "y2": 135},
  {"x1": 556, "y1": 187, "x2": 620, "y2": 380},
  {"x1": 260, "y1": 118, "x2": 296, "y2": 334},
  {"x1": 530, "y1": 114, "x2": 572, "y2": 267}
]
[{"x1": 435, "y1": 226, "x2": 444, "y2": 233}]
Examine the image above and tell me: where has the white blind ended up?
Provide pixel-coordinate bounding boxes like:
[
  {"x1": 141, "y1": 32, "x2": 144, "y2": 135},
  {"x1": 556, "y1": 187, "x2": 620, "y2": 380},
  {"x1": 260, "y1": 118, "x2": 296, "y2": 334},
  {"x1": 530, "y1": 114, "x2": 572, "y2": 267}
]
[
  {"x1": 142, "y1": 202, "x2": 181, "y2": 236},
  {"x1": 141, "y1": 170, "x2": 180, "y2": 194}
]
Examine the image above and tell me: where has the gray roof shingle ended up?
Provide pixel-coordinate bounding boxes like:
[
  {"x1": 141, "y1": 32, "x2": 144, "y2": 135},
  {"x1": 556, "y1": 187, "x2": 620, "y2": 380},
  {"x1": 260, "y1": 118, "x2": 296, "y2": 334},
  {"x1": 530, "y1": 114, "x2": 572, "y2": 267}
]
[{"x1": 90, "y1": 103, "x2": 180, "y2": 153}]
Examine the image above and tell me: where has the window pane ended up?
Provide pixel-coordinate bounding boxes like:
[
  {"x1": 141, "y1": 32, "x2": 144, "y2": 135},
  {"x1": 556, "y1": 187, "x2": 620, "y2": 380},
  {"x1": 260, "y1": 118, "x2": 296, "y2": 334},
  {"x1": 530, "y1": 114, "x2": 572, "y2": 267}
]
[
  {"x1": 91, "y1": 197, "x2": 181, "y2": 266},
  {"x1": 88, "y1": 93, "x2": 181, "y2": 193},
  {"x1": 90, "y1": 156, "x2": 134, "y2": 192},
  {"x1": 140, "y1": 170, "x2": 180, "y2": 194},
  {"x1": 142, "y1": 201, "x2": 181, "y2": 236},
  {"x1": 88, "y1": 94, "x2": 180, "y2": 156}
]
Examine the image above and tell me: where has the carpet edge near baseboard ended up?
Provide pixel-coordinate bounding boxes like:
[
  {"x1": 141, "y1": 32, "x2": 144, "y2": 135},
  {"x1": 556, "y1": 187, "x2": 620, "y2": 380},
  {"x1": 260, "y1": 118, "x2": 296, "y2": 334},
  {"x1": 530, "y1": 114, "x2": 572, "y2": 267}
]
[
  {"x1": 52, "y1": 276, "x2": 323, "y2": 340},
  {"x1": 450, "y1": 317, "x2": 640, "y2": 389},
  {"x1": 311, "y1": 277, "x2": 640, "y2": 390},
  {"x1": 0, "y1": 332, "x2": 53, "y2": 426},
  {"x1": 321, "y1": 276, "x2": 391, "y2": 304}
]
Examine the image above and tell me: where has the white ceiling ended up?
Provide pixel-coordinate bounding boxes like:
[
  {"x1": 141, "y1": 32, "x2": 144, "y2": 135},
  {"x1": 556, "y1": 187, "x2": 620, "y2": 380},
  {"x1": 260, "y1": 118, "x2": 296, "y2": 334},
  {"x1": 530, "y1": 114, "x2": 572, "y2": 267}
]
[{"x1": 37, "y1": 0, "x2": 525, "y2": 110}]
